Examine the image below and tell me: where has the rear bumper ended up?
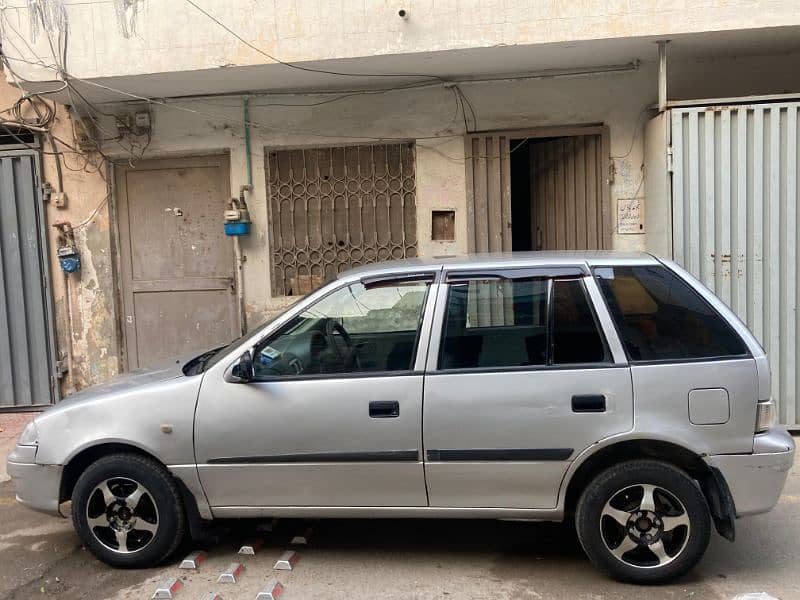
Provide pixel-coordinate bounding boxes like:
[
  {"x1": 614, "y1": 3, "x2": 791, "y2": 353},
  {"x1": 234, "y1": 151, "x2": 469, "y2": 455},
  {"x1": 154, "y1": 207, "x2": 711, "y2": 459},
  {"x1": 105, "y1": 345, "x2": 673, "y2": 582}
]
[
  {"x1": 704, "y1": 428, "x2": 795, "y2": 517},
  {"x1": 6, "y1": 446, "x2": 63, "y2": 517}
]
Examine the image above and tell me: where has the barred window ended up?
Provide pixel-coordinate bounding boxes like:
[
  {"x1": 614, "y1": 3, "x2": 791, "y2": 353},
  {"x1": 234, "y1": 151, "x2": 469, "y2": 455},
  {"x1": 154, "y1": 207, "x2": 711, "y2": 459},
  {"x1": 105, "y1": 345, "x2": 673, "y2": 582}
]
[{"x1": 267, "y1": 144, "x2": 417, "y2": 296}]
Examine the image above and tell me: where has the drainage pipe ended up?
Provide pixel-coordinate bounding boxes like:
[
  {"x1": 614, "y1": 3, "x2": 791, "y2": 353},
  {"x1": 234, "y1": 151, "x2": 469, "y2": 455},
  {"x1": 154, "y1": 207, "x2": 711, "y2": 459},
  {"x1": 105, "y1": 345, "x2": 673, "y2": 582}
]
[{"x1": 62, "y1": 271, "x2": 75, "y2": 393}]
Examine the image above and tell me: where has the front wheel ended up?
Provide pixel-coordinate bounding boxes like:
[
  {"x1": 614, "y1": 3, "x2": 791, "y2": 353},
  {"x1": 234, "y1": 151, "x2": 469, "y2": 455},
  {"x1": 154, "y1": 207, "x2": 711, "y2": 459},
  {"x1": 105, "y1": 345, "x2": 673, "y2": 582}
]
[
  {"x1": 575, "y1": 460, "x2": 711, "y2": 584},
  {"x1": 72, "y1": 453, "x2": 186, "y2": 568}
]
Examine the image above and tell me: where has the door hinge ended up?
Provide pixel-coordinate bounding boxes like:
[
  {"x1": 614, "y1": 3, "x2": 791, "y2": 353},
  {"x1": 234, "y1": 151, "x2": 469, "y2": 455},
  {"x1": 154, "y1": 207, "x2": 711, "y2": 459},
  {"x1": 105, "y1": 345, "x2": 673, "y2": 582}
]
[
  {"x1": 666, "y1": 145, "x2": 674, "y2": 173},
  {"x1": 55, "y1": 360, "x2": 67, "y2": 379}
]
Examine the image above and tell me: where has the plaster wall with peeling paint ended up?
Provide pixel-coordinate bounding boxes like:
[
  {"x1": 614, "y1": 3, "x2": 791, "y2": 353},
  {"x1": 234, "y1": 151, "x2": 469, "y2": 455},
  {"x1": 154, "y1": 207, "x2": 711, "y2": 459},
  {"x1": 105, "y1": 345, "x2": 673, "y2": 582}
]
[
  {"x1": 2, "y1": 1, "x2": 800, "y2": 401},
  {"x1": 0, "y1": 77, "x2": 120, "y2": 395},
  {"x1": 86, "y1": 51, "x2": 800, "y2": 327}
]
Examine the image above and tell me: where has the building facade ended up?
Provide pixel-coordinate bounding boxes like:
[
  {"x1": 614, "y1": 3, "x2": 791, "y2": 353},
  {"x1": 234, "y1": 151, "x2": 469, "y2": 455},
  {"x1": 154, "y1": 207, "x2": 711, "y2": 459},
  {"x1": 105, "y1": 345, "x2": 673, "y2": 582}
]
[{"x1": 1, "y1": 0, "x2": 800, "y2": 423}]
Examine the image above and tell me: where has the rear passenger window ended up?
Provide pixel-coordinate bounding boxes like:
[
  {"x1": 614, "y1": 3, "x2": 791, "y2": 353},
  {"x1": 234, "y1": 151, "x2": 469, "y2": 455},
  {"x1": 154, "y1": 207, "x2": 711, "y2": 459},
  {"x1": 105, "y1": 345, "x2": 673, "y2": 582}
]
[
  {"x1": 439, "y1": 276, "x2": 609, "y2": 370},
  {"x1": 551, "y1": 279, "x2": 609, "y2": 364},
  {"x1": 594, "y1": 265, "x2": 748, "y2": 362}
]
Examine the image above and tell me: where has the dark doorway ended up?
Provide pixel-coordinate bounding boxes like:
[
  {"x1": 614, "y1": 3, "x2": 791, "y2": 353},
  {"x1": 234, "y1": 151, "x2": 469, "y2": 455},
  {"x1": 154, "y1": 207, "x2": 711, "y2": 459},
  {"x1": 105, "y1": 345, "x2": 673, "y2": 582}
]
[
  {"x1": 510, "y1": 139, "x2": 532, "y2": 251},
  {"x1": 508, "y1": 134, "x2": 609, "y2": 251}
]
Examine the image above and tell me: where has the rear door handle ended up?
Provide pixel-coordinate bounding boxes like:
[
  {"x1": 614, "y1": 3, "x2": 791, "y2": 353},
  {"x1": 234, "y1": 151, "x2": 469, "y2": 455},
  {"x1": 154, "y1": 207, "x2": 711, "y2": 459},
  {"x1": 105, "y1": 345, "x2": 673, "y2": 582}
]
[
  {"x1": 572, "y1": 394, "x2": 606, "y2": 413},
  {"x1": 369, "y1": 401, "x2": 399, "y2": 418}
]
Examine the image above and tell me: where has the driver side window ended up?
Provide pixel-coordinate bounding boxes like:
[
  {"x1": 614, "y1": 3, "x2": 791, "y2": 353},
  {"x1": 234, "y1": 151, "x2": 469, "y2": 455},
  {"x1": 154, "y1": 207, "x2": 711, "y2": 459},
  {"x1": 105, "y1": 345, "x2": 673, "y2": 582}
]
[{"x1": 253, "y1": 278, "x2": 431, "y2": 379}]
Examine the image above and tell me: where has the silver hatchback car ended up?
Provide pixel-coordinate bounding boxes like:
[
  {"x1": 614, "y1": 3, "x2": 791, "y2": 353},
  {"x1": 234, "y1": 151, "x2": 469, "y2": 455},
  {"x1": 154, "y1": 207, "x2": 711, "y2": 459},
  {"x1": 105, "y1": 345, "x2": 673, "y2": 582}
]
[{"x1": 7, "y1": 252, "x2": 794, "y2": 583}]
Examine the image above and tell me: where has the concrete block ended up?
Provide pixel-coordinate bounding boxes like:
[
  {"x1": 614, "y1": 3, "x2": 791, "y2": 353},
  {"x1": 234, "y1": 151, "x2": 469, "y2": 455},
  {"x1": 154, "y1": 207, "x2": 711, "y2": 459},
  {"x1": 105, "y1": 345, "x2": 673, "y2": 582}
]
[
  {"x1": 273, "y1": 550, "x2": 300, "y2": 571},
  {"x1": 217, "y1": 562, "x2": 246, "y2": 583}
]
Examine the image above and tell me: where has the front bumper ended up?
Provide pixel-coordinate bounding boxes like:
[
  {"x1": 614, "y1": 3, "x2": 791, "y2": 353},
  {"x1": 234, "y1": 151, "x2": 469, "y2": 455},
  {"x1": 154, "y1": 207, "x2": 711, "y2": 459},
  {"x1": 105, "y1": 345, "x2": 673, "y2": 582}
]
[
  {"x1": 6, "y1": 446, "x2": 63, "y2": 517},
  {"x1": 705, "y1": 427, "x2": 795, "y2": 517}
]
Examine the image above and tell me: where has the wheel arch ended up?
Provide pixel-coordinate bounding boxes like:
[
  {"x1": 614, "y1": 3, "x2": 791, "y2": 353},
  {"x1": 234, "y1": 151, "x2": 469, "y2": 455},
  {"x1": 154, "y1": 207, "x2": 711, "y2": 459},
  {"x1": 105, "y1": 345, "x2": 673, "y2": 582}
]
[
  {"x1": 562, "y1": 438, "x2": 736, "y2": 541},
  {"x1": 59, "y1": 442, "x2": 210, "y2": 539},
  {"x1": 60, "y1": 442, "x2": 165, "y2": 505}
]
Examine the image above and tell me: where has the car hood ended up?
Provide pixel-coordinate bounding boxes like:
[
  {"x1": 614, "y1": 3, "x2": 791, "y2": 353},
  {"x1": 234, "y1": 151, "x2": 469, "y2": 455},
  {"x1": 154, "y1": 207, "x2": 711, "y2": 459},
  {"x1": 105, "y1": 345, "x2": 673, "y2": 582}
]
[{"x1": 49, "y1": 359, "x2": 187, "y2": 410}]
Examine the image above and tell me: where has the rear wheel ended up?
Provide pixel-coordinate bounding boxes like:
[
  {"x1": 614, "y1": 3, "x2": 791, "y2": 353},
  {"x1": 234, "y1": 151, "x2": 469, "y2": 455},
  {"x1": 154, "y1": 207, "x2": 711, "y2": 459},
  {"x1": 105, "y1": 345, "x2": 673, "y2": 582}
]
[
  {"x1": 575, "y1": 460, "x2": 711, "y2": 584},
  {"x1": 72, "y1": 453, "x2": 185, "y2": 568}
]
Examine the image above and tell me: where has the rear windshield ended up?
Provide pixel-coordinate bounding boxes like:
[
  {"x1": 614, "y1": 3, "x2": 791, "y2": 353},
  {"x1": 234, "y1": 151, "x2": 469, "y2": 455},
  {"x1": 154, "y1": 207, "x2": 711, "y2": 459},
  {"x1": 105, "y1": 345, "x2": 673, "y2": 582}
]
[{"x1": 593, "y1": 265, "x2": 749, "y2": 362}]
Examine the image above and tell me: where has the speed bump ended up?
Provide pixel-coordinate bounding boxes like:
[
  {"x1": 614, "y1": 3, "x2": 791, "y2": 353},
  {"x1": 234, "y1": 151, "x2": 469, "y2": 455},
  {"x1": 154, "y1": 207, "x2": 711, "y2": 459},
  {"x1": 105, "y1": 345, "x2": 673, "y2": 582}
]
[
  {"x1": 290, "y1": 527, "x2": 313, "y2": 545},
  {"x1": 273, "y1": 550, "x2": 300, "y2": 571},
  {"x1": 151, "y1": 577, "x2": 182, "y2": 598},
  {"x1": 238, "y1": 539, "x2": 264, "y2": 555},
  {"x1": 217, "y1": 562, "x2": 246, "y2": 583},
  {"x1": 255, "y1": 580, "x2": 285, "y2": 599},
  {"x1": 179, "y1": 550, "x2": 207, "y2": 569}
]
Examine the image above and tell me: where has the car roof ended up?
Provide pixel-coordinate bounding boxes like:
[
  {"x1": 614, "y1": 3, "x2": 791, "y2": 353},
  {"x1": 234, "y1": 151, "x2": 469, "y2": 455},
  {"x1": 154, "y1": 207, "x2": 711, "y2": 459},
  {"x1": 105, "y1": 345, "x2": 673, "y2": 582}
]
[{"x1": 339, "y1": 251, "x2": 660, "y2": 278}]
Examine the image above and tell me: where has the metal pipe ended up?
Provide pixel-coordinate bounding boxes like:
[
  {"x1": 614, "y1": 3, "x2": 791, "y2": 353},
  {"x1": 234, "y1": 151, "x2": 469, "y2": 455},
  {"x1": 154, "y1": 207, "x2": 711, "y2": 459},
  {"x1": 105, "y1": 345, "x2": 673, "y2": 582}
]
[
  {"x1": 232, "y1": 235, "x2": 246, "y2": 335},
  {"x1": 658, "y1": 41, "x2": 669, "y2": 113},
  {"x1": 243, "y1": 96, "x2": 253, "y2": 189},
  {"x1": 62, "y1": 271, "x2": 75, "y2": 393}
]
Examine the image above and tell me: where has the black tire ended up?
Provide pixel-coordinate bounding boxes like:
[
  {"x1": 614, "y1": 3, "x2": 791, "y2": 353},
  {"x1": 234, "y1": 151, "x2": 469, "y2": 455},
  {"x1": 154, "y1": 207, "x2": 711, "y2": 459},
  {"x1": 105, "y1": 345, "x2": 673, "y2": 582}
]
[
  {"x1": 575, "y1": 459, "x2": 711, "y2": 584},
  {"x1": 72, "y1": 453, "x2": 186, "y2": 568}
]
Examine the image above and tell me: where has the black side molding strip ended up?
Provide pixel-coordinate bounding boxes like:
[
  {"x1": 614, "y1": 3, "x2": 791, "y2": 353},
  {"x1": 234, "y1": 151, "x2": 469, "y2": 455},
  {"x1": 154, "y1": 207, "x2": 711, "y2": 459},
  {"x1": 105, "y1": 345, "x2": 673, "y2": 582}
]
[
  {"x1": 426, "y1": 448, "x2": 573, "y2": 462},
  {"x1": 207, "y1": 450, "x2": 419, "y2": 464}
]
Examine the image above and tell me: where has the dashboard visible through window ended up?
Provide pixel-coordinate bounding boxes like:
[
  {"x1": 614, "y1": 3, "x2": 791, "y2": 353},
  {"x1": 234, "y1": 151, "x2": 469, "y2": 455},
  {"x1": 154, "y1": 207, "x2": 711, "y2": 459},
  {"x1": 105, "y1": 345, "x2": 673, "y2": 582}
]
[{"x1": 252, "y1": 278, "x2": 431, "y2": 379}]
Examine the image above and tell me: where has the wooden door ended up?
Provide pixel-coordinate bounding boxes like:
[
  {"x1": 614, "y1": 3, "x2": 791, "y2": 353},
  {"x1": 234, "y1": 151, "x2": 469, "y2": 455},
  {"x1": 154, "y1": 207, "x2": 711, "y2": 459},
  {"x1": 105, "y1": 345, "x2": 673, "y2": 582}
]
[
  {"x1": 530, "y1": 133, "x2": 611, "y2": 250},
  {"x1": 116, "y1": 155, "x2": 238, "y2": 369}
]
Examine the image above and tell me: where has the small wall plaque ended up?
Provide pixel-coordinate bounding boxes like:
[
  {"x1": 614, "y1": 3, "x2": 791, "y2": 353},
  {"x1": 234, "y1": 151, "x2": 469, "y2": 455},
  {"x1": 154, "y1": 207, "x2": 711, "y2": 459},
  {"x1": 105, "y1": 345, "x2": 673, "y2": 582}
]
[{"x1": 617, "y1": 198, "x2": 644, "y2": 234}]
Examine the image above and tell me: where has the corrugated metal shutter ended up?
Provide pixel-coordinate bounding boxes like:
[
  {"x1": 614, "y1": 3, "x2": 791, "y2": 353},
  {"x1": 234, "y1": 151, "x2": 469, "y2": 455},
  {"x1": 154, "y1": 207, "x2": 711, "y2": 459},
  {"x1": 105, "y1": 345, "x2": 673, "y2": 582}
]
[
  {"x1": 465, "y1": 134, "x2": 512, "y2": 254},
  {"x1": 0, "y1": 151, "x2": 56, "y2": 408},
  {"x1": 530, "y1": 135, "x2": 609, "y2": 250},
  {"x1": 670, "y1": 104, "x2": 800, "y2": 426}
]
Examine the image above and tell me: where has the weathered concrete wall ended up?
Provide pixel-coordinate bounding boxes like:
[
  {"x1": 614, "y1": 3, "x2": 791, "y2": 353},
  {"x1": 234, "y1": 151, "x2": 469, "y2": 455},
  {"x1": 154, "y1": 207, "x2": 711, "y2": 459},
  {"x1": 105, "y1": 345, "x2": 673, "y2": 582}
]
[
  {"x1": 89, "y1": 51, "x2": 800, "y2": 328},
  {"x1": 3, "y1": 0, "x2": 800, "y2": 81},
  {"x1": 0, "y1": 76, "x2": 119, "y2": 394}
]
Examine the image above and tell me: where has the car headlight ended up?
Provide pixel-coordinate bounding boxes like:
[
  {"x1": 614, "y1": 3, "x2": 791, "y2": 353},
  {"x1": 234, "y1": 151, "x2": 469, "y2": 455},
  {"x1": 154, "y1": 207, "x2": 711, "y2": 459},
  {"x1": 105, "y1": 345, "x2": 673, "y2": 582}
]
[
  {"x1": 18, "y1": 421, "x2": 39, "y2": 446},
  {"x1": 755, "y1": 399, "x2": 777, "y2": 433}
]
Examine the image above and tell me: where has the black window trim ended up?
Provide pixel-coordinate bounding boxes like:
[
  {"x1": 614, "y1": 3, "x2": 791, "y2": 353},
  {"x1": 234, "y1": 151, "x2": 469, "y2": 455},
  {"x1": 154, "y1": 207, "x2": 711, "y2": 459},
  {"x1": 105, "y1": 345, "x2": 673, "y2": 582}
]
[
  {"x1": 590, "y1": 265, "x2": 753, "y2": 364},
  {"x1": 445, "y1": 265, "x2": 587, "y2": 283},
  {"x1": 435, "y1": 272, "x2": 614, "y2": 373}
]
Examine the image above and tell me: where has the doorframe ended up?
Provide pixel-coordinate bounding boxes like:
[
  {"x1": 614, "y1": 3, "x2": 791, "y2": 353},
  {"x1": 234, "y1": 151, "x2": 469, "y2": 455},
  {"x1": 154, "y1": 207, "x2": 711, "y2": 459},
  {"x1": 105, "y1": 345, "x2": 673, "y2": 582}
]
[
  {"x1": 464, "y1": 124, "x2": 612, "y2": 250},
  {"x1": 113, "y1": 153, "x2": 236, "y2": 371},
  {"x1": 0, "y1": 148, "x2": 60, "y2": 409}
]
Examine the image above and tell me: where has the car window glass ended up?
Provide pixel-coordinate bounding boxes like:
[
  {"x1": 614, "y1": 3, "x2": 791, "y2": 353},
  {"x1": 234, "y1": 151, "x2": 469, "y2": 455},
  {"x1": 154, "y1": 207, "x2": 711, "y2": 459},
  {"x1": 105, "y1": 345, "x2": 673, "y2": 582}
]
[
  {"x1": 253, "y1": 280, "x2": 429, "y2": 378},
  {"x1": 439, "y1": 276, "x2": 609, "y2": 370},
  {"x1": 551, "y1": 279, "x2": 609, "y2": 364},
  {"x1": 594, "y1": 265, "x2": 748, "y2": 361}
]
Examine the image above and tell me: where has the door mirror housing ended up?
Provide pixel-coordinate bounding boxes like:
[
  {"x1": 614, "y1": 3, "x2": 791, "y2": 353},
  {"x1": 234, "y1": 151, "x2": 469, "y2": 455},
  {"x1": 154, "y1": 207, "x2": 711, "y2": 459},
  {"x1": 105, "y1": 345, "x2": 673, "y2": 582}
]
[{"x1": 226, "y1": 351, "x2": 254, "y2": 383}]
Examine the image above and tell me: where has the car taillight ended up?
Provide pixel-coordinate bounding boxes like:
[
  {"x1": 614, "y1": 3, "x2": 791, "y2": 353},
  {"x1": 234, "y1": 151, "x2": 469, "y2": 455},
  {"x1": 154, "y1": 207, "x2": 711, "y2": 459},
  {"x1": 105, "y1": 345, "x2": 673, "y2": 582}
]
[{"x1": 755, "y1": 399, "x2": 777, "y2": 433}]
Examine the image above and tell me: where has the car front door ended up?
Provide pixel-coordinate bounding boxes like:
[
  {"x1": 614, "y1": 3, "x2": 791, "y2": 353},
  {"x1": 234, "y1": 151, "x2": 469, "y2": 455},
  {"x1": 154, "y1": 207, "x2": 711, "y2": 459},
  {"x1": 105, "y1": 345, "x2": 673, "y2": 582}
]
[
  {"x1": 194, "y1": 273, "x2": 437, "y2": 510},
  {"x1": 422, "y1": 267, "x2": 633, "y2": 509}
]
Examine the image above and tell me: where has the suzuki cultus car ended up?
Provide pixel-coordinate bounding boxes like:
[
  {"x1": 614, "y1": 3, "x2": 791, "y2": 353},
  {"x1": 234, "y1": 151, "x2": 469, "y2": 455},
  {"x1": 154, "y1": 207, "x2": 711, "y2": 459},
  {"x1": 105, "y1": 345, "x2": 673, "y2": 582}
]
[{"x1": 8, "y1": 252, "x2": 794, "y2": 583}]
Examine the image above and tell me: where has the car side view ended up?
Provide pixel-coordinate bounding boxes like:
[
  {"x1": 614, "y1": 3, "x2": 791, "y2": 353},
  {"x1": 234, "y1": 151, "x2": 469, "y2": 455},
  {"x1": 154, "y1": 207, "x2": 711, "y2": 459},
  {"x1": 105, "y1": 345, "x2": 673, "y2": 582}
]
[{"x1": 7, "y1": 252, "x2": 795, "y2": 584}]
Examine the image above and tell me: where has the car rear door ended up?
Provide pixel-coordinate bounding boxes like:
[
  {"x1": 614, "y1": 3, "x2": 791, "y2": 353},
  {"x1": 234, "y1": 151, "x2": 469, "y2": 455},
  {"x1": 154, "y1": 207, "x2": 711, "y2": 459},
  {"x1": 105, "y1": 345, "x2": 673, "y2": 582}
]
[{"x1": 422, "y1": 266, "x2": 633, "y2": 509}]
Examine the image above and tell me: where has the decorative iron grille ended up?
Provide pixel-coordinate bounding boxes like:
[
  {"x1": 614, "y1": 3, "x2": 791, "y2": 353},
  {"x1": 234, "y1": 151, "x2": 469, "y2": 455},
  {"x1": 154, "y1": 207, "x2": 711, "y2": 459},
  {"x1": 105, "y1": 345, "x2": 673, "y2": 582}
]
[{"x1": 266, "y1": 143, "x2": 417, "y2": 296}]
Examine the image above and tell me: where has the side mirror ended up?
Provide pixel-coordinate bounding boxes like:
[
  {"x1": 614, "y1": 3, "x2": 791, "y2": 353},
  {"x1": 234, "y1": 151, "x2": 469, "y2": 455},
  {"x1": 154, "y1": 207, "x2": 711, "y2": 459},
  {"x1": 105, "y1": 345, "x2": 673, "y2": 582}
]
[{"x1": 226, "y1": 351, "x2": 254, "y2": 383}]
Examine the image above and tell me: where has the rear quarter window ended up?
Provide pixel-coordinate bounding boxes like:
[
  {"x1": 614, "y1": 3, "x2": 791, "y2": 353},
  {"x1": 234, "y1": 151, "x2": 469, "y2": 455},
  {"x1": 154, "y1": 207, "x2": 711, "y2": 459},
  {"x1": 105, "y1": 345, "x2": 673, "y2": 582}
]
[{"x1": 593, "y1": 265, "x2": 748, "y2": 362}]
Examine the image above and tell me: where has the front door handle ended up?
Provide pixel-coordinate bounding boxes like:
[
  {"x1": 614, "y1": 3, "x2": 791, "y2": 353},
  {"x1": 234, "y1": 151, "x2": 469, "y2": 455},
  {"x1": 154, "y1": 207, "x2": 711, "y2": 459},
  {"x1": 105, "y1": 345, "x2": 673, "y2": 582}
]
[
  {"x1": 369, "y1": 401, "x2": 399, "y2": 418},
  {"x1": 572, "y1": 394, "x2": 606, "y2": 413}
]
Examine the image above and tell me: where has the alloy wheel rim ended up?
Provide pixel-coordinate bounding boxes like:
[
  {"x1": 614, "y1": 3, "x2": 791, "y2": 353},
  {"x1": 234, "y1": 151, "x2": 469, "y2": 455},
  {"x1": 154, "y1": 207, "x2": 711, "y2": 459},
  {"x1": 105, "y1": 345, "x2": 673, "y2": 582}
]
[
  {"x1": 599, "y1": 483, "x2": 691, "y2": 569},
  {"x1": 85, "y1": 477, "x2": 159, "y2": 554}
]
